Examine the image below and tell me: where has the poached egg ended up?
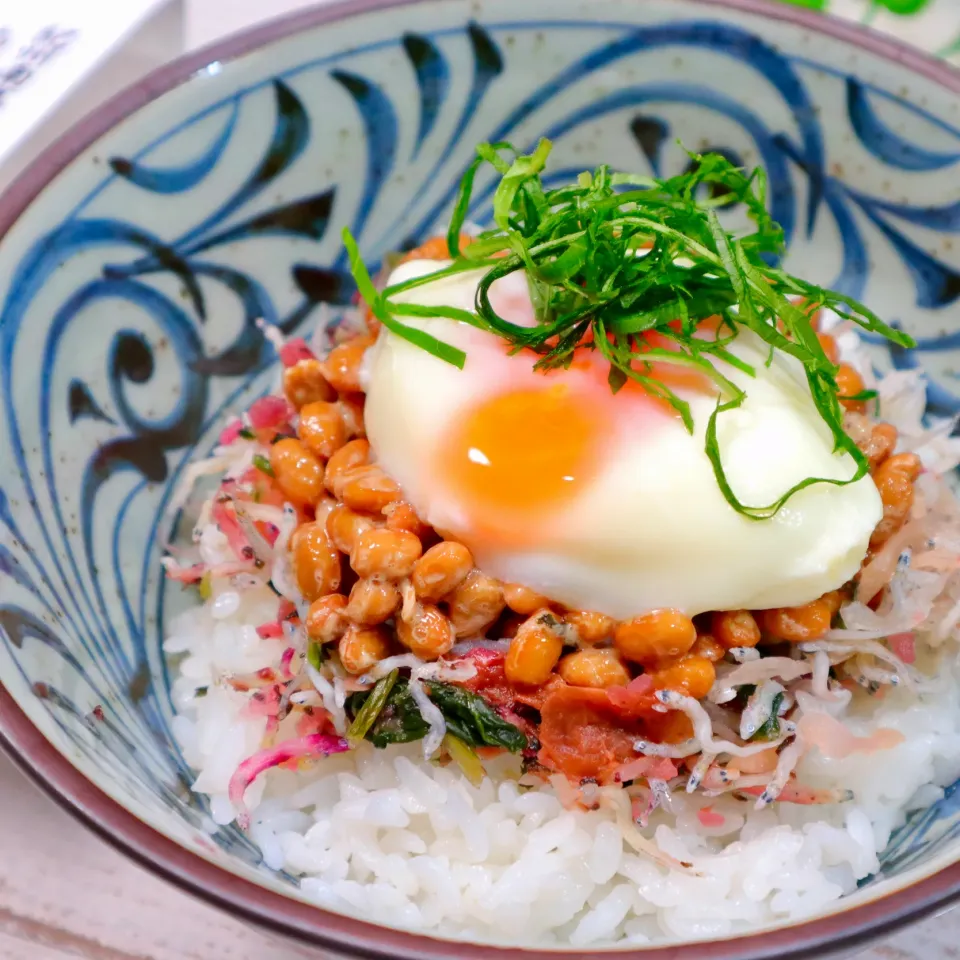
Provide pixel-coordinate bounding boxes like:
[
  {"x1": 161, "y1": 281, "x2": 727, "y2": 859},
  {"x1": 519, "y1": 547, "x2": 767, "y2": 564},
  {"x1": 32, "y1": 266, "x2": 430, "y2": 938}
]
[{"x1": 362, "y1": 259, "x2": 882, "y2": 619}]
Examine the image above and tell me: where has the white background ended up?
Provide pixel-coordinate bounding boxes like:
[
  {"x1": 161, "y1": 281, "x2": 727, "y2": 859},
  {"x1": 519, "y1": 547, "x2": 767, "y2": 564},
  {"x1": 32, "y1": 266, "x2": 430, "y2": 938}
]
[{"x1": 186, "y1": 0, "x2": 318, "y2": 48}]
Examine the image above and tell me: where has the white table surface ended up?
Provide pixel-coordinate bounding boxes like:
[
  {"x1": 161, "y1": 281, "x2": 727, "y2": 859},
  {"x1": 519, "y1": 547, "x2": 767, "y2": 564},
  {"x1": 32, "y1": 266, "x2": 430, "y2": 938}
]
[{"x1": 0, "y1": 1, "x2": 959, "y2": 957}]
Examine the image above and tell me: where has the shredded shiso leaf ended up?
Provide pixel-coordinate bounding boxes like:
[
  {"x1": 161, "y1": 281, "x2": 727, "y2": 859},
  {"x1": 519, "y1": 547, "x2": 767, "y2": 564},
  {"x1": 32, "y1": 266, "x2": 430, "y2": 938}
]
[{"x1": 344, "y1": 140, "x2": 914, "y2": 519}]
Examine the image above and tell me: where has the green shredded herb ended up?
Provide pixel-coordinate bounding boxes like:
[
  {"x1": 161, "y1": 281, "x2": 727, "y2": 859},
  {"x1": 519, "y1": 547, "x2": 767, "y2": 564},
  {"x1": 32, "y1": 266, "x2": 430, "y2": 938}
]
[
  {"x1": 443, "y1": 733, "x2": 485, "y2": 787},
  {"x1": 198, "y1": 573, "x2": 212, "y2": 601},
  {"x1": 239, "y1": 427, "x2": 256, "y2": 440},
  {"x1": 347, "y1": 669, "x2": 399, "y2": 745},
  {"x1": 345, "y1": 140, "x2": 914, "y2": 519},
  {"x1": 345, "y1": 679, "x2": 527, "y2": 752},
  {"x1": 426, "y1": 682, "x2": 528, "y2": 752},
  {"x1": 252, "y1": 453, "x2": 274, "y2": 477},
  {"x1": 752, "y1": 691, "x2": 786, "y2": 741},
  {"x1": 839, "y1": 389, "x2": 879, "y2": 402},
  {"x1": 342, "y1": 229, "x2": 468, "y2": 369},
  {"x1": 346, "y1": 680, "x2": 428, "y2": 746},
  {"x1": 306, "y1": 641, "x2": 326, "y2": 672}
]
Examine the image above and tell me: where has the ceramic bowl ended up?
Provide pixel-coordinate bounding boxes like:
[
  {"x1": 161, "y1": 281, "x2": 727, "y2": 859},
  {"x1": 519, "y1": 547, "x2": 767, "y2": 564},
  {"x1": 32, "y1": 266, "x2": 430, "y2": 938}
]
[{"x1": 3, "y1": 0, "x2": 960, "y2": 957}]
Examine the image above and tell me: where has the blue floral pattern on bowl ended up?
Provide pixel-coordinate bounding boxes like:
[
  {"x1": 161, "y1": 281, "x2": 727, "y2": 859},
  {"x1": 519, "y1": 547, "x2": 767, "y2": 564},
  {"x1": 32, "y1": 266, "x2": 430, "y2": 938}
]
[{"x1": 2, "y1": 0, "x2": 960, "y2": 933}]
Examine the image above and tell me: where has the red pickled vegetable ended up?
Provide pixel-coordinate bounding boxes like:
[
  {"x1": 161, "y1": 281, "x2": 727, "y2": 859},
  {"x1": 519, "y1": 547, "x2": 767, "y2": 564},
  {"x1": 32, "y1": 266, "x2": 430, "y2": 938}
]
[
  {"x1": 738, "y1": 781, "x2": 854, "y2": 806},
  {"x1": 889, "y1": 632, "x2": 916, "y2": 665},
  {"x1": 248, "y1": 395, "x2": 295, "y2": 431},
  {"x1": 212, "y1": 500, "x2": 251, "y2": 561},
  {"x1": 219, "y1": 418, "x2": 244, "y2": 445},
  {"x1": 697, "y1": 805, "x2": 725, "y2": 828},
  {"x1": 162, "y1": 561, "x2": 206, "y2": 583},
  {"x1": 612, "y1": 755, "x2": 678, "y2": 784},
  {"x1": 279, "y1": 337, "x2": 316, "y2": 367},
  {"x1": 229, "y1": 733, "x2": 349, "y2": 828},
  {"x1": 606, "y1": 675, "x2": 657, "y2": 716}
]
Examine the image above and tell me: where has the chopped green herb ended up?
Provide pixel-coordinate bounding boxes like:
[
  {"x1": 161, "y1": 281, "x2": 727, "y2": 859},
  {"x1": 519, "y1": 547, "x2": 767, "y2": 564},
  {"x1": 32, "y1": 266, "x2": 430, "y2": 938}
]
[
  {"x1": 345, "y1": 140, "x2": 914, "y2": 519},
  {"x1": 253, "y1": 453, "x2": 274, "y2": 477},
  {"x1": 347, "y1": 670, "x2": 398, "y2": 746},
  {"x1": 198, "y1": 573, "x2": 212, "y2": 601},
  {"x1": 342, "y1": 229, "x2": 468, "y2": 369},
  {"x1": 443, "y1": 733, "x2": 485, "y2": 787},
  {"x1": 426, "y1": 682, "x2": 528, "y2": 752},
  {"x1": 346, "y1": 680, "x2": 428, "y2": 746},
  {"x1": 752, "y1": 691, "x2": 786, "y2": 741},
  {"x1": 239, "y1": 427, "x2": 256, "y2": 440},
  {"x1": 839, "y1": 389, "x2": 879, "y2": 402},
  {"x1": 306, "y1": 642, "x2": 326, "y2": 672},
  {"x1": 195, "y1": 686, "x2": 209, "y2": 698},
  {"x1": 346, "y1": 679, "x2": 527, "y2": 752}
]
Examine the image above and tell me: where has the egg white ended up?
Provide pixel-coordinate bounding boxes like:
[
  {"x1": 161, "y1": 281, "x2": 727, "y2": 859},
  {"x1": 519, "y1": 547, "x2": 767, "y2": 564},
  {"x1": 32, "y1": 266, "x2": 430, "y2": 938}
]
[{"x1": 362, "y1": 259, "x2": 882, "y2": 619}]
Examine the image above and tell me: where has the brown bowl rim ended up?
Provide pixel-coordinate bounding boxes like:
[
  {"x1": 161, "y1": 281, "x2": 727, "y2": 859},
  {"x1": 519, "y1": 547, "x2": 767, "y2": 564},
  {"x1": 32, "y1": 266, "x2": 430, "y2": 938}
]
[{"x1": 2, "y1": 0, "x2": 960, "y2": 956}]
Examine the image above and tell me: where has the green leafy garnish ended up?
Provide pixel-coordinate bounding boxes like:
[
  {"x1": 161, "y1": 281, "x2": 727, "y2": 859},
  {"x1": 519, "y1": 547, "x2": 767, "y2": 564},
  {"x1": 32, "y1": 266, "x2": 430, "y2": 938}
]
[
  {"x1": 342, "y1": 229, "x2": 469, "y2": 369},
  {"x1": 345, "y1": 680, "x2": 428, "y2": 746},
  {"x1": 345, "y1": 140, "x2": 914, "y2": 519},
  {"x1": 346, "y1": 680, "x2": 527, "y2": 752},
  {"x1": 306, "y1": 641, "x2": 326, "y2": 672},
  {"x1": 252, "y1": 453, "x2": 274, "y2": 477},
  {"x1": 840, "y1": 389, "x2": 879, "y2": 403},
  {"x1": 239, "y1": 427, "x2": 256, "y2": 440},
  {"x1": 347, "y1": 669, "x2": 398, "y2": 746},
  {"x1": 426, "y1": 682, "x2": 528, "y2": 752},
  {"x1": 752, "y1": 692, "x2": 786, "y2": 741},
  {"x1": 443, "y1": 733, "x2": 485, "y2": 787}
]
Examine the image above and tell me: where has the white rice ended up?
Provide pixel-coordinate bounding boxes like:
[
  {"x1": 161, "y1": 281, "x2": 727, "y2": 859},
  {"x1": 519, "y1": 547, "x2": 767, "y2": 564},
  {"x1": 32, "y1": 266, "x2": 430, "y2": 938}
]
[
  {"x1": 165, "y1": 586, "x2": 960, "y2": 946},
  {"x1": 164, "y1": 317, "x2": 960, "y2": 946}
]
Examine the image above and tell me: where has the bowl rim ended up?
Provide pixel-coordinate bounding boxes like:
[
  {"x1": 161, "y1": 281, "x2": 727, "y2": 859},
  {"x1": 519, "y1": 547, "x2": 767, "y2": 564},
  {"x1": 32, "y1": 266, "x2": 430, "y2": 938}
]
[{"x1": 3, "y1": 0, "x2": 960, "y2": 956}]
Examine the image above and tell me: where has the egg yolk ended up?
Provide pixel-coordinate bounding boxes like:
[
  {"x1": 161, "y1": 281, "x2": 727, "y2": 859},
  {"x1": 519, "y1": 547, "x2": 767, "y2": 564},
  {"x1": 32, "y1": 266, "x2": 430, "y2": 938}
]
[{"x1": 441, "y1": 384, "x2": 603, "y2": 520}]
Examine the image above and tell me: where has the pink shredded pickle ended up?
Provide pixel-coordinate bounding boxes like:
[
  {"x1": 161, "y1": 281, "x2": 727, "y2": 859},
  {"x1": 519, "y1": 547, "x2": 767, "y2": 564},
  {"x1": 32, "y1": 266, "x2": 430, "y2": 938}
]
[
  {"x1": 248, "y1": 395, "x2": 294, "y2": 431},
  {"x1": 212, "y1": 500, "x2": 251, "y2": 561},
  {"x1": 295, "y1": 710, "x2": 331, "y2": 737},
  {"x1": 279, "y1": 338, "x2": 316, "y2": 367},
  {"x1": 163, "y1": 561, "x2": 206, "y2": 583},
  {"x1": 244, "y1": 685, "x2": 282, "y2": 719},
  {"x1": 858, "y1": 519, "x2": 922, "y2": 603},
  {"x1": 613, "y1": 755, "x2": 678, "y2": 784},
  {"x1": 697, "y1": 805, "x2": 725, "y2": 828},
  {"x1": 263, "y1": 523, "x2": 281, "y2": 546},
  {"x1": 911, "y1": 549, "x2": 960, "y2": 572},
  {"x1": 229, "y1": 733, "x2": 349, "y2": 828},
  {"x1": 280, "y1": 647, "x2": 296, "y2": 678},
  {"x1": 206, "y1": 560, "x2": 257, "y2": 579},
  {"x1": 630, "y1": 793, "x2": 651, "y2": 825},
  {"x1": 607, "y1": 674, "x2": 655, "y2": 712},
  {"x1": 797, "y1": 711, "x2": 905, "y2": 760},
  {"x1": 889, "y1": 632, "x2": 917, "y2": 665},
  {"x1": 255, "y1": 621, "x2": 284, "y2": 640},
  {"x1": 738, "y1": 781, "x2": 852, "y2": 806},
  {"x1": 219, "y1": 418, "x2": 244, "y2": 445}
]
